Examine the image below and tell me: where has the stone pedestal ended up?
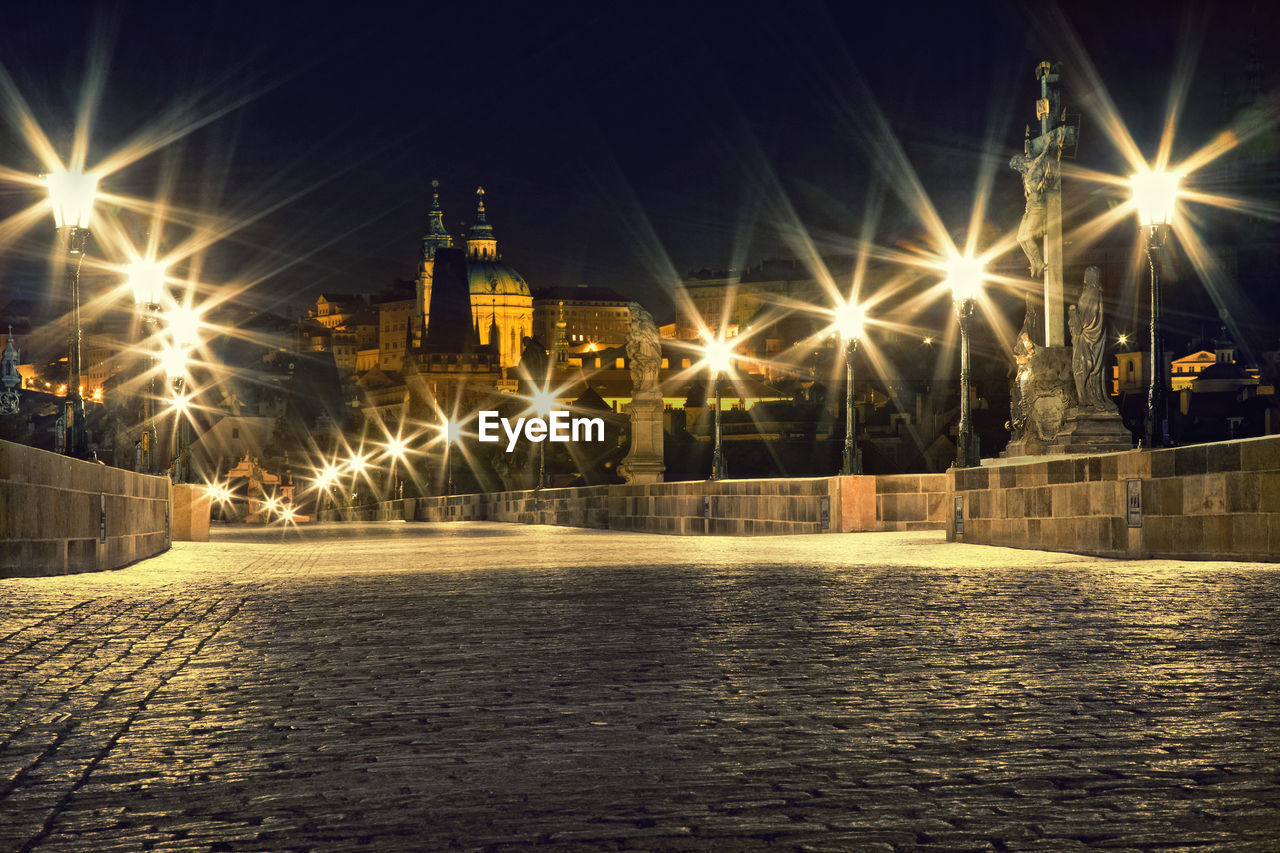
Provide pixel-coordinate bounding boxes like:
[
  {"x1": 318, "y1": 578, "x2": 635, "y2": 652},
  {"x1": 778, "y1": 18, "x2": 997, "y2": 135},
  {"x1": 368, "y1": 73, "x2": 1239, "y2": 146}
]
[
  {"x1": 171, "y1": 483, "x2": 211, "y2": 542},
  {"x1": 1044, "y1": 409, "x2": 1135, "y2": 455},
  {"x1": 1004, "y1": 346, "x2": 1134, "y2": 458},
  {"x1": 619, "y1": 396, "x2": 665, "y2": 484}
]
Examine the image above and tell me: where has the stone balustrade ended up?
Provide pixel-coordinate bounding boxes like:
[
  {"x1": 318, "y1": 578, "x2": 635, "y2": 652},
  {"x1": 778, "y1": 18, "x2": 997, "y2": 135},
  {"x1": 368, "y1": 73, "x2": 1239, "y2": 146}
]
[
  {"x1": 948, "y1": 434, "x2": 1280, "y2": 561},
  {"x1": 1, "y1": 439, "x2": 171, "y2": 577}
]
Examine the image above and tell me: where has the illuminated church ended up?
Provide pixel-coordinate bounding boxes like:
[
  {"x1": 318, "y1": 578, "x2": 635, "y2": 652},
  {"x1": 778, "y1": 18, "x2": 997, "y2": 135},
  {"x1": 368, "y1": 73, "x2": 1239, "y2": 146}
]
[{"x1": 415, "y1": 184, "x2": 533, "y2": 373}]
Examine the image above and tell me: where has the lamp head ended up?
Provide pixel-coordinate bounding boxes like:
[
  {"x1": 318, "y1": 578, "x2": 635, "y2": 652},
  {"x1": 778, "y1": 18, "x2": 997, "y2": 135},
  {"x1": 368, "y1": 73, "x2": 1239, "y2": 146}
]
[
  {"x1": 530, "y1": 387, "x2": 557, "y2": 417},
  {"x1": 383, "y1": 435, "x2": 409, "y2": 462},
  {"x1": 166, "y1": 305, "x2": 201, "y2": 349},
  {"x1": 944, "y1": 255, "x2": 985, "y2": 304},
  {"x1": 159, "y1": 345, "x2": 188, "y2": 381},
  {"x1": 703, "y1": 337, "x2": 735, "y2": 375},
  {"x1": 127, "y1": 260, "x2": 168, "y2": 307},
  {"x1": 1129, "y1": 169, "x2": 1180, "y2": 229},
  {"x1": 45, "y1": 169, "x2": 99, "y2": 230},
  {"x1": 833, "y1": 299, "x2": 865, "y2": 342}
]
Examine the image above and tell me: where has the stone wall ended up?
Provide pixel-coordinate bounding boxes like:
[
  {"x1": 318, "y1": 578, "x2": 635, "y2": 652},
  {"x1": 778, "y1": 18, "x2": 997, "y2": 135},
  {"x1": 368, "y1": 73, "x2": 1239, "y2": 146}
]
[
  {"x1": 608, "y1": 478, "x2": 838, "y2": 535},
  {"x1": 171, "y1": 484, "x2": 211, "y2": 542},
  {"x1": 948, "y1": 435, "x2": 1280, "y2": 561},
  {"x1": 835, "y1": 474, "x2": 949, "y2": 532},
  {"x1": 318, "y1": 476, "x2": 951, "y2": 536},
  {"x1": 0, "y1": 439, "x2": 171, "y2": 577}
]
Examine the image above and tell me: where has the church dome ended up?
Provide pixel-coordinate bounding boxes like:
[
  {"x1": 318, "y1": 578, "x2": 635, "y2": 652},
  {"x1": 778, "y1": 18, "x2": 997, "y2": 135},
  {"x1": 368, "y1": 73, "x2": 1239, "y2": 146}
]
[{"x1": 468, "y1": 260, "x2": 531, "y2": 298}]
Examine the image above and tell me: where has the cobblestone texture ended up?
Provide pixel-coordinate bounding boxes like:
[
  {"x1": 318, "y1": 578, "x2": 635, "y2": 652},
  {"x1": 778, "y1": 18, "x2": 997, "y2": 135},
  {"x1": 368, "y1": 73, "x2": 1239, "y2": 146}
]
[{"x1": 3, "y1": 522, "x2": 1279, "y2": 851}]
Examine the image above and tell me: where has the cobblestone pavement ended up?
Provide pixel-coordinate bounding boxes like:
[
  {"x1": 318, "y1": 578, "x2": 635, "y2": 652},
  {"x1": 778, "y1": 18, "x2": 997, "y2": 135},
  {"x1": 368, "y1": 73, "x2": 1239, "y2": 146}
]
[{"x1": 3, "y1": 522, "x2": 1280, "y2": 852}]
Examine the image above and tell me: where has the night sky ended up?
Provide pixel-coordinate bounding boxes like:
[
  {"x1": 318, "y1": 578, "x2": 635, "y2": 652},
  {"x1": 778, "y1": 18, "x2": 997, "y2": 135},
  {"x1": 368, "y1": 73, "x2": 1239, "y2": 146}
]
[{"x1": 0, "y1": 1, "x2": 1275, "y2": 338}]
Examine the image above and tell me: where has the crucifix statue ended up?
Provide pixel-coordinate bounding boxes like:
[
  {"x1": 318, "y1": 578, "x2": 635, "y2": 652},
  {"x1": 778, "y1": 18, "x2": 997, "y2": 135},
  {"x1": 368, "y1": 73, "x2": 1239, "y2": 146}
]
[{"x1": 1010, "y1": 62, "x2": 1076, "y2": 348}]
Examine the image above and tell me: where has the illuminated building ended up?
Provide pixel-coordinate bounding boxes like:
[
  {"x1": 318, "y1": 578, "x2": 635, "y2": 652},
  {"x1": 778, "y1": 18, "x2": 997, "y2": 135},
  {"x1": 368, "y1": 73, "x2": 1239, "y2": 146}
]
[
  {"x1": 372, "y1": 281, "x2": 416, "y2": 373},
  {"x1": 532, "y1": 286, "x2": 631, "y2": 350},
  {"x1": 406, "y1": 246, "x2": 502, "y2": 421},
  {"x1": 415, "y1": 185, "x2": 532, "y2": 374}
]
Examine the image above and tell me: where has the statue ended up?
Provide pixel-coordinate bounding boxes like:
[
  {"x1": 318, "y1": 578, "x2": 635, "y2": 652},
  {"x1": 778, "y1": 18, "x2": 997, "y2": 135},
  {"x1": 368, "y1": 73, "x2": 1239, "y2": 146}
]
[
  {"x1": 1068, "y1": 266, "x2": 1117, "y2": 412},
  {"x1": 1009, "y1": 126, "x2": 1068, "y2": 279},
  {"x1": 1, "y1": 327, "x2": 20, "y2": 416},
  {"x1": 517, "y1": 336, "x2": 550, "y2": 396},
  {"x1": 1008, "y1": 299, "x2": 1039, "y2": 438},
  {"x1": 624, "y1": 303, "x2": 661, "y2": 399},
  {"x1": 619, "y1": 302, "x2": 664, "y2": 484}
]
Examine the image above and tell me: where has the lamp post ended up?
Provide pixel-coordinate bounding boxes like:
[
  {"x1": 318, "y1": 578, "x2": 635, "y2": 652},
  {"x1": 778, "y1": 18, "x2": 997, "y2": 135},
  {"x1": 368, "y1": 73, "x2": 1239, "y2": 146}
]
[
  {"x1": 316, "y1": 462, "x2": 342, "y2": 514},
  {"x1": 381, "y1": 435, "x2": 409, "y2": 501},
  {"x1": 530, "y1": 387, "x2": 557, "y2": 490},
  {"x1": 45, "y1": 169, "x2": 99, "y2": 458},
  {"x1": 704, "y1": 336, "x2": 735, "y2": 481},
  {"x1": 128, "y1": 261, "x2": 166, "y2": 473},
  {"x1": 945, "y1": 256, "x2": 984, "y2": 469},
  {"x1": 347, "y1": 452, "x2": 370, "y2": 506},
  {"x1": 441, "y1": 417, "x2": 460, "y2": 496},
  {"x1": 1130, "y1": 169, "x2": 1180, "y2": 449},
  {"x1": 160, "y1": 304, "x2": 200, "y2": 483},
  {"x1": 161, "y1": 345, "x2": 191, "y2": 483},
  {"x1": 834, "y1": 299, "x2": 865, "y2": 475}
]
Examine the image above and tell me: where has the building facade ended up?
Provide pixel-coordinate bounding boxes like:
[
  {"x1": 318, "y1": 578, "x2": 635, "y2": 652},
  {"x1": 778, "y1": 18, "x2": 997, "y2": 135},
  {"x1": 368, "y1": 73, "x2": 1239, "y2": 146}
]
[{"x1": 532, "y1": 285, "x2": 631, "y2": 351}]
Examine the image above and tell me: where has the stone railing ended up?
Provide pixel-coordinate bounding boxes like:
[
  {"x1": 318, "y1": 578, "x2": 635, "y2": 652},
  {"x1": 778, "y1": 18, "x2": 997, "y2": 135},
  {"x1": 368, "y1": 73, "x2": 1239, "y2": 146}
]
[
  {"x1": 316, "y1": 475, "x2": 949, "y2": 537},
  {"x1": 1, "y1": 439, "x2": 171, "y2": 577},
  {"x1": 947, "y1": 435, "x2": 1280, "y2": 561}
]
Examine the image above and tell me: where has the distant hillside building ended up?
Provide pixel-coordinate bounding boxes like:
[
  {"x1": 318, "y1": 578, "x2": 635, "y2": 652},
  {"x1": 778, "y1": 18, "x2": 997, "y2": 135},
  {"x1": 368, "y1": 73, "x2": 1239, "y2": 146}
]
[{"x1": 532, "y1": 285, "x2": 631, "y2": 351}]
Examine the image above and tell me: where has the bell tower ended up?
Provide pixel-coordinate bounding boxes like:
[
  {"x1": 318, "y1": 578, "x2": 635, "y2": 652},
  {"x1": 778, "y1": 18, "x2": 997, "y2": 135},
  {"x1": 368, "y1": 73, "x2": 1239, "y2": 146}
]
[
  {"x1": 465, "y1": 187, "x2": 499, "y2": 261},
  {"x1": 416, "y1": 180, "x2": 454, "y2": 342}
]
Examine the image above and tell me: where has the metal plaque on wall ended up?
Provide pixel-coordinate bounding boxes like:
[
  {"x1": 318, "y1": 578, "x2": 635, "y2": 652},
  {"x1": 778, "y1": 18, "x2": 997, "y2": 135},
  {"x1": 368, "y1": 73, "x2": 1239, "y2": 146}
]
[
  {"x1": 1126, "y1": 479, "x2": 1143, "y2": 528},
  {"x1": 819, "y1": 497, "x2": 830, "y2": 530},
  {"x1": 954, "y1": 496, "x2": 965, "y2": 535}
]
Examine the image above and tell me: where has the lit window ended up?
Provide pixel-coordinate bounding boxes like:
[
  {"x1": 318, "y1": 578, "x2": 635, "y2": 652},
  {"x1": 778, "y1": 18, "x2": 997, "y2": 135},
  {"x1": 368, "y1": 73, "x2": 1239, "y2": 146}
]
[
  {"x1": 615, "y1": 357, "x2": 625, "y2": 369},
  {"x1": 682, "y1": 358, "x2": 691, "y2": 368},
  {"x1": 661, "y1": 358, "x2": 669, "y2": 369}
]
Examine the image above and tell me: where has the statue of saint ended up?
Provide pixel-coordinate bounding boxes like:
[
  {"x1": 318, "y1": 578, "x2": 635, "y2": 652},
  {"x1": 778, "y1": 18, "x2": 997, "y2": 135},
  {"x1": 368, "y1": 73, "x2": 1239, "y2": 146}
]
[
  {"x1": 1068, "y1": 266, "x2": 1117, "y2": 412},
  {"x1": 1009, "y1": 299, "x2": 1039, "y2": 437},
  {"x1": 625, "y1": 302, "x2": 662, "y2": 398}
]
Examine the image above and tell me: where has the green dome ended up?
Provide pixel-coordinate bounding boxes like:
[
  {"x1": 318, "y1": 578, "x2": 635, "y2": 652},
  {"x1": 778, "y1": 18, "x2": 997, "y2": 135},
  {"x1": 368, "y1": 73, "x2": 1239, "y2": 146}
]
[{"x1": 468, "y1": 260, "x2": 530, "y2": 298}]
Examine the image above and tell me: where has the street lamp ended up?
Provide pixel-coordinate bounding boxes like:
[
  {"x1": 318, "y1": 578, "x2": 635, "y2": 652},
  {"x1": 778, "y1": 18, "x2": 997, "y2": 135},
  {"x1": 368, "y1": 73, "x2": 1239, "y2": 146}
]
[
  {"x1": 45, "y1": 168, "x2": 99, "y2": 457},
  {"x1": 381, "y1": 435, "x2": 410, "y2": 500},
  {"x1": 833, "y1": 299, "x2": 866, "y2": 476},
  {"x1": 161, "y1": 344, "x2": 192, "y2": 483},
  {"x1": 530, "y1": 387, "x2": 557, "y2": 489},
  {"x1": 347, "y1": 452, "x2": 371, "y2": 506},
  {"x1": 440, "y1": 416, "x2": 461, "y2": 496},
  {"x1": 945, "y1": 255, "x2": 984, "y2": 469},
  {"x1": 315, "y1": 461, "x2": 342, "y2": 512},
  {"x1": 128, "y1": 260, "x2": 167, "y2": 473},
  {"x1": 1130, "y1": 168, "x2": 1180, "y2": 449},
  {"x1": 703, "y1": 335, "x2": 735, "y2": 481}
]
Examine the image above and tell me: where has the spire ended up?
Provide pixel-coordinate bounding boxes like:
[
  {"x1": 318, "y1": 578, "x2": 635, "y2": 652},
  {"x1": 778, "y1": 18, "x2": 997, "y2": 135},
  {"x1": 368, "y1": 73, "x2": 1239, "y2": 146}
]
[
  {"x1": 553, "y1": 301, "x2": 569, "y2": 365},
  {"x1": 488, "y1": 300, "x2": 501, "y2": 355},
  {"x1": 467, "y1": 186, "x2": 498, "y2": 260},
  {"x1": 421, "y1": 179, "x2": 453, "y2": 261},
  {"x1": 421, "y1": 247, "x2": 481, "y2": 354}
]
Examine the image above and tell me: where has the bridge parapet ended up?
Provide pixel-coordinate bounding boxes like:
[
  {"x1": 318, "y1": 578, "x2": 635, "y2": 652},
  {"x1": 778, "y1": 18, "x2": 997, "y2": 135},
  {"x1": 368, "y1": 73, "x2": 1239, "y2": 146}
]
[{"x1": 1, "y1": 439, "x2": 170, "y2": 577}]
